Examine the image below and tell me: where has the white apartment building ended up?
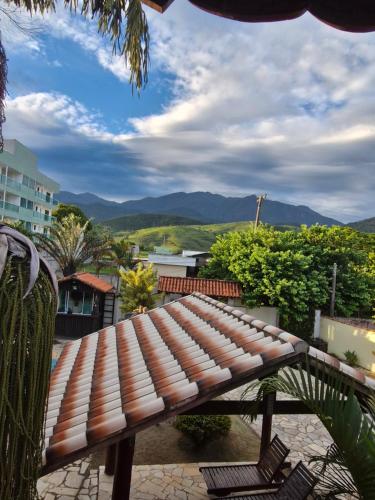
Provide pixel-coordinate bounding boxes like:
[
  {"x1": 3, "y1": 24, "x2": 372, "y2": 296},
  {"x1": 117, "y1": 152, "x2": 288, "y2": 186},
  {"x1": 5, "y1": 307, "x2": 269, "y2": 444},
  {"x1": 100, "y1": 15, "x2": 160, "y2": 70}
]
[{"x1": 0, "y1": 140, "x2": 60, "y2": 234}]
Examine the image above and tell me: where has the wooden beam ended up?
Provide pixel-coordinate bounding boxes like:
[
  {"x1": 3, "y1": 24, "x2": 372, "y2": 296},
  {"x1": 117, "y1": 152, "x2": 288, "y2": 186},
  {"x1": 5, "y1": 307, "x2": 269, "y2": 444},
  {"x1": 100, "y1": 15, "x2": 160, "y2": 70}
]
[
  {"x1": 182, "y1": 399, "x2": 313, "y2": 415},
  {"x1": 260, "y1": 391, "x2": 276, "y2": 455},
  {"x1": 112, "y1": 435, "x2": 136, "y2": 500},
  {"x1": 142, "y1": 0, "x2": 175, "y2": 13}
]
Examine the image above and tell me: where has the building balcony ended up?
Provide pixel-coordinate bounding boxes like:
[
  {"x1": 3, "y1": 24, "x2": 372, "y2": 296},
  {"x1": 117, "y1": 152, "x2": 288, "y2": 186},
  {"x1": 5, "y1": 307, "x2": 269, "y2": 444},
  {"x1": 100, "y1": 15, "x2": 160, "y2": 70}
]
[
  {"x1": 3, "y1": 201, "x2": 20, "y2": 213},
  {"x1": 33, "y1": 210, "x2": 56, "y2": 223},
  {"x1": 0, "y1": 174, "x2": 57, "y2": 205}
]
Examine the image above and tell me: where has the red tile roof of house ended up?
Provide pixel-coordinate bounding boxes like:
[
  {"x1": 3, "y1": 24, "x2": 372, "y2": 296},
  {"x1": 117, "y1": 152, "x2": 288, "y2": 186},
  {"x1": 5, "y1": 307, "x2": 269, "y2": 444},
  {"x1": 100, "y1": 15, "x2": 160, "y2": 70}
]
[
  {"x1": 42, "y1": 293, "x2": 374, "y2": 474},
  {"x1": 158, "y1": 276, "x2": 242, "y2": 298},
  {"x1": 59, "y1": 272, "x2": 115, "y2": 294}
]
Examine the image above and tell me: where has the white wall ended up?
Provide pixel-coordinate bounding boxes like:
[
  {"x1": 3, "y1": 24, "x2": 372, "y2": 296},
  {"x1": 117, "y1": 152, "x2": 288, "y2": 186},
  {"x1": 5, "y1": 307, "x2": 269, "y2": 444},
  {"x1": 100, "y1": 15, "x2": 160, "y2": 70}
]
[
  {"x1": 233, "y1": 305, "x2": 279, "y2": 327},
  {"x1": 320, "y1": 317, "x2": 375, "y2": 372},
  {"x1": 152, "y1": 263, "x2": 187, "y2": 278}
]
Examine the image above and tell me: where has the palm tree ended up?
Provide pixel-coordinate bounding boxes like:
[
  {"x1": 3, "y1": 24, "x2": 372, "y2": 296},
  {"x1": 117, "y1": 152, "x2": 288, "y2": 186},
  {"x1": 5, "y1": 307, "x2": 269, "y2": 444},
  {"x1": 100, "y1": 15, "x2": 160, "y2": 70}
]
[
  {"x1": 36, "y1": 214, "x2": 112, "y2": 276},
  {"x1": 111, "y1": 238, "x2": 135, "y2": 271},
  {"x1": 119, "y1": 262, "x2": 157, "y2": 314},
  {"x1": 242, "y1": 360, "x2": 375, "y2": 499}
]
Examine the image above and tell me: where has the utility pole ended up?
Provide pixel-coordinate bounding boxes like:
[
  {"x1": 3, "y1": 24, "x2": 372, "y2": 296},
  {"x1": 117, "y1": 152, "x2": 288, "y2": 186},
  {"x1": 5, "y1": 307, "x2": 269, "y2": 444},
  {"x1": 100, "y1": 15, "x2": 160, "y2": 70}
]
[
  {"x1": 254, "y1": 193, "x2": 267, "y2": 230},
  {"x1": 330, "y1": 262, "x2": 337, "y2": 317}
]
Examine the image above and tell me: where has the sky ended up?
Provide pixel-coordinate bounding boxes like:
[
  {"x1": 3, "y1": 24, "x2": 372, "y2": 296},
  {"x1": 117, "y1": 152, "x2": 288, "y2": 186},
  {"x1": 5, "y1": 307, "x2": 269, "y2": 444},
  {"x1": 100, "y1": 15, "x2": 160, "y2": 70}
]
[{"x1": 2, "y1": 1, "x2": 375, "y2": 222}]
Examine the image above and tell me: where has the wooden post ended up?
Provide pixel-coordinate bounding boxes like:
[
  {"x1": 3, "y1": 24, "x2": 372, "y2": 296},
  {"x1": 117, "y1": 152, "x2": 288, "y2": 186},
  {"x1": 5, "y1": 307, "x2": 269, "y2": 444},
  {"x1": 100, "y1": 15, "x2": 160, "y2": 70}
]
[
  {"x1": 260, "y1": 391, "x2": 276, "y2": 455},
  {"x1": 112, "y1": 435, "x2": 136, "y2": 500},
  {"x1": 105, "y1": 443, "x2": 117, "y2": 476},
  {"x1": 330, "y1": 262, "x2": 337, "y2": 317},
  {"x1": 254, "y1": 193, "x2": 267, "y2": 230}
]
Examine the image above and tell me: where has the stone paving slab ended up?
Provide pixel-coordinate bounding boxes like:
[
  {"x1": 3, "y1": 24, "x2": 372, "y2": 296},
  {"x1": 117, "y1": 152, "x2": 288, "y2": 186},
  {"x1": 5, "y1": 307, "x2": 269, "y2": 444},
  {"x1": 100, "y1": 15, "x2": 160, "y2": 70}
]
[
  {"x1": 98, "y1": 463, "x2": 210, "y2": 500},
  {"x1": 38, "y1": 458, "x2": 98, "y2": 499}
]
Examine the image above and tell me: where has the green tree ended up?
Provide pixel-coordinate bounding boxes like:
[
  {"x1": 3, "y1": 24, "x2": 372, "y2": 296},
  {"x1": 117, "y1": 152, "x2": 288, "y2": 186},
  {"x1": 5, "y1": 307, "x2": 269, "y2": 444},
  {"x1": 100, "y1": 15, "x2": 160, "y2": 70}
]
[
  {"x1": 201, "y1": 225, "x2": 374, "y2": 336},
  {"x1": 111, "y1": 238, "x2": 135, "y2": 271},
  {"x1": 119, "y1": 262, "x2": 156, "y2": 314},
  {"x1": 53, "y1": 203, "x2": 92, "y2": 229},
  {"x1": 36, "y1": 214, "x2": 112, "y2": 275},
  {"x1": 90, "y1": 224, "x2": 114, "y2": 275}
]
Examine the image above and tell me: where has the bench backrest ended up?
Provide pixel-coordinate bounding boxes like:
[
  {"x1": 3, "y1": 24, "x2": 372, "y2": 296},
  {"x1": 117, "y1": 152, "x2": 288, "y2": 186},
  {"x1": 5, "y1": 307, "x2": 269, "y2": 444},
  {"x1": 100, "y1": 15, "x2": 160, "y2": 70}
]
[
  {"x1": 277, "y1": 461, "x2": 318, "y2": 499},
  {"x1": 258, "y1": 434, "x2": 290, "y2": 481}
]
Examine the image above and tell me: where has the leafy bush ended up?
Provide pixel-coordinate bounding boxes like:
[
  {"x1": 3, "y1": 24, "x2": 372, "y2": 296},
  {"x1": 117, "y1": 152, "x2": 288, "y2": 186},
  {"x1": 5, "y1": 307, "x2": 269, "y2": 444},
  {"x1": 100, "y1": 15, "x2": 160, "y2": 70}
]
[
  {"x1": 175, "y1": 415, "x2": 231, "y2": 444},
  {"x1": 344, "y1": 350, "x2": 359, "y2": 367},
  {"x1": 200, "y1": 225, "x2": 375, "y2": 337}
]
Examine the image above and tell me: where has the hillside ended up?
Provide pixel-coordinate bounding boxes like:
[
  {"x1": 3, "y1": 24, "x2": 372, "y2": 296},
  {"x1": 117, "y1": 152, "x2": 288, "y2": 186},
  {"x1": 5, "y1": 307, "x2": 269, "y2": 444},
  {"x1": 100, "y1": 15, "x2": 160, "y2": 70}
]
[
  {"x1": 348, "y1": 217, "x2": 375, "y2": 233},
  {"x1": 56, "y1": 190, "x2": 342, "y2": 226},
  {"x1": 116, "y1": 221, "x2": 256, "y2": 252},
  {"x1": 103, "y1": 213, "x2": 202, "y2": 232}
]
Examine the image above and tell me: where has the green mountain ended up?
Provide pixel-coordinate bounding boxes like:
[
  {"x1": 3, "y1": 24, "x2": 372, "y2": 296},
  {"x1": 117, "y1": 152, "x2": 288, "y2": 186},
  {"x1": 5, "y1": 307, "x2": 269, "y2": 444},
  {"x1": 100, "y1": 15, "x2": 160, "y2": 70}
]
[
  {"x1": 116, "y1": 221, "x2": 254, "y2": 252},
  {"x1": 348, "y1": 217, "x2": 375, "y2": 233},
  {"x1": 57, "y1": 190, "x2": 342, "y2": 226},
  {"x1": 103, "y1": 213, "x2": 202, "y2": 232}
]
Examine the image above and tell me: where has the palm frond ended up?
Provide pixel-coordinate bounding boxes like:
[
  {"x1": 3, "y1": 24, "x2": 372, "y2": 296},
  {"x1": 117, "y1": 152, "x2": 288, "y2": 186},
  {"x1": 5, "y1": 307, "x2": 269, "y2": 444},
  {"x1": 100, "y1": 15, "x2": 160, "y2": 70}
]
[{"x1": 242, "y1": 358, "x2": 375, "y2": 499}]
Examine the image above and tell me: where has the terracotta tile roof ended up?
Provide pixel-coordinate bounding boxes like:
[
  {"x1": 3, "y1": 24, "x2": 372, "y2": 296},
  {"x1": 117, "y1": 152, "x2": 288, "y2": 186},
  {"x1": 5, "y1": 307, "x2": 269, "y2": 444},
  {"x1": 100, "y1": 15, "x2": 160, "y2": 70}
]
[
  {"x1": 59, "y1": 273, "x2": 115, "y2": 294},
  {"x1": 158, "y1": 276, "x2": 242, "y2": 298},
  {"x1": 43, "y1": 292, "x2": 375, "y2": 474}
]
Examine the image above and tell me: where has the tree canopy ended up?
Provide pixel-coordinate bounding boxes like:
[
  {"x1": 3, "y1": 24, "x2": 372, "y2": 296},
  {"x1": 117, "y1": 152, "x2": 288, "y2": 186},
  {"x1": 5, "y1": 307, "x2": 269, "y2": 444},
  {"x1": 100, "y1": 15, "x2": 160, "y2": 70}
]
[
  {"x1": 200, "y1": 225, "x2": 375, "y2": 337},
  {"x1": 36, "y1": 214, "x2": 112, "y2": 275},
  {"x1": 53, "y1": 203, "x2": 91, "y2": 229}
]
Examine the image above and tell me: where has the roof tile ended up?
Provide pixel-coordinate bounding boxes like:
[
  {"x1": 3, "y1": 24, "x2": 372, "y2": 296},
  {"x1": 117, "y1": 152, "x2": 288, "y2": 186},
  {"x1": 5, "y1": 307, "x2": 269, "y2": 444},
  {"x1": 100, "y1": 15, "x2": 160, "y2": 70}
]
[
  {"x1": 157, "y1": 276, "x2": 242, "y2": 298},
  {"x1": 43, "y1": 292, "x2": 373, "y2": 474},
  {"x1": 59, "y1": 272, "x2": 115, "y2": 294}
]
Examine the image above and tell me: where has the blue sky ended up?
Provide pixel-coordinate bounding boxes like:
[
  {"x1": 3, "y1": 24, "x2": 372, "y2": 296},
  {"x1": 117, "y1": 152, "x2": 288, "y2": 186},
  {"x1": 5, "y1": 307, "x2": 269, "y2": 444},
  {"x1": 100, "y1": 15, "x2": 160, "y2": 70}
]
[{"x1": 3, "y1": 2, "x2": 375, "y2": 222}]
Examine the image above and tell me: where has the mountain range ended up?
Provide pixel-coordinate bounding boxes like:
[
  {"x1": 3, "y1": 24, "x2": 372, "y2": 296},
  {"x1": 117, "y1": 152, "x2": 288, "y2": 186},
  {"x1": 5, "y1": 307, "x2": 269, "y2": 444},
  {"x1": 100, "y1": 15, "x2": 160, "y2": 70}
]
[{"x1": 56, "y1": 191, "x2": 342, "y2": 226}]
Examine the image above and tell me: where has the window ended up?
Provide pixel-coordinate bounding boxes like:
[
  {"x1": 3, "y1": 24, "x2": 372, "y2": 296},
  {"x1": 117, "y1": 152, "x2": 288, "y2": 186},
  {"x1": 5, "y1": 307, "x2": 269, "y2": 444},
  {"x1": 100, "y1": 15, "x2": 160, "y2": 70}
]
[
  {"x1": 59, "y1": 288, "x2": 95, "y2": 315},
  {"x1": 83, "y1": 293, "x2": 94, "y2": 314},
  {"x1": 22, "y1": 175, "x2": 29, "y2": 187},
  {"x1": 20, "y1": 197, "x2": 27, "y2": 208},
  {"x1": 29, "y1": 179, "x2": 36, "y2": 190},
  {"x1": 58, "y1": 289, "x2": 67, "y2": 313},
  {"x1": 26, "y1": 221, "x2": 32, "y2": 231},
  {"x1": 27, "y1": 200, "x2": 33, "y2": 210}
]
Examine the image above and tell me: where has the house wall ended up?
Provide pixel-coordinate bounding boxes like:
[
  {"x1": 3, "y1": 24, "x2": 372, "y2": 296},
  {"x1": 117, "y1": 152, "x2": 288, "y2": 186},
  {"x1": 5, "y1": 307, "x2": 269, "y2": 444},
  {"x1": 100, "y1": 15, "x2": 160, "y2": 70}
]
[
  {"x1": 152, "y1": 263, "x2": 187, "y2": 278},
  {"x1": 233, "y1": 305, "x2": 279, "y2": 327},
  {"x1": 320, "y1": 317, "x2": 375, "y2": 372}
]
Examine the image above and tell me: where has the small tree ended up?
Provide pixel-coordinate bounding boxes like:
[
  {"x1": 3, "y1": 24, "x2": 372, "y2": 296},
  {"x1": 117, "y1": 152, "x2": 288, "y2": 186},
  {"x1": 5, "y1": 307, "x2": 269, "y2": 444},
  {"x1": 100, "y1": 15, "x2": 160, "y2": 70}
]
[
  {"x1": 119, "y1": 262, "x2": 156, "y2": 314},
  {"x1": 111, "y1": 238, "x2": 135, "y2": 271},
  {"x1": 53, "y1": 203, "x2": 92, "y2": 229},
  {"x1": 36, "y1": 214, "x2": 112, "y2": 276},
  {"x1": 90, "y1": 224, "x2": 114, "y2": 275}
]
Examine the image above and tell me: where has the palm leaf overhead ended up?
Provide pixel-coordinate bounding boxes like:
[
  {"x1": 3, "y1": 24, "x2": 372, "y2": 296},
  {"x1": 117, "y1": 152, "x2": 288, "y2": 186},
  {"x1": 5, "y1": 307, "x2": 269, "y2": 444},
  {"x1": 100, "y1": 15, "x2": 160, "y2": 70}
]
[
  {"x1": 0, "y1": 0, "x2": 149, "y2": 149},
  {"x1": 242, "y1": 360, "x2": 375, "y2": 499}
]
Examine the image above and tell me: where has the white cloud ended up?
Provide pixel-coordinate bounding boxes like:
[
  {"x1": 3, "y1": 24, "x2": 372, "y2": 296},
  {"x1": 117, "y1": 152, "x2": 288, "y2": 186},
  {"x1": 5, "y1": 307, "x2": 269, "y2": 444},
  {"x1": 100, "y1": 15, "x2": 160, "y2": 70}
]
[{"x1": 3, "y1": 1, "x2": 375, "y2": 221}]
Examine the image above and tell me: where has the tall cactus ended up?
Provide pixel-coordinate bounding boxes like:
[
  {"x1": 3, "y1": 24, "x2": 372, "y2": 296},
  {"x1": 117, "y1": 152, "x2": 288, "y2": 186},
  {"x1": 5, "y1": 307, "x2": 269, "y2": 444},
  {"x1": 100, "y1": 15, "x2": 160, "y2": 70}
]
[{"x1": 0, "y1": 224, "x2": 58, "y2": 499}]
